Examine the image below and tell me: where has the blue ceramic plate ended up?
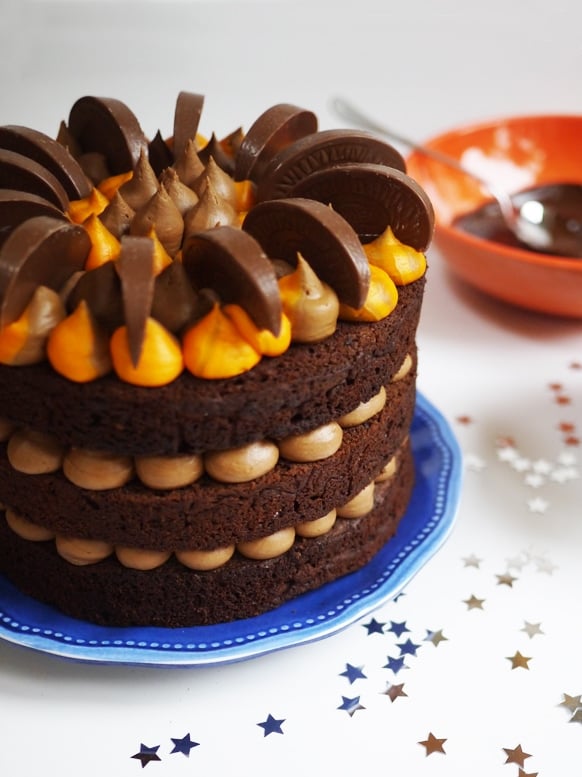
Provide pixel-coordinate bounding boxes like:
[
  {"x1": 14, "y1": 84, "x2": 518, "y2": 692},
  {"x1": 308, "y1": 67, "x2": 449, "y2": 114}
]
[{"x1": 0, "y1": 392, "x2": 461, "y2": 667}]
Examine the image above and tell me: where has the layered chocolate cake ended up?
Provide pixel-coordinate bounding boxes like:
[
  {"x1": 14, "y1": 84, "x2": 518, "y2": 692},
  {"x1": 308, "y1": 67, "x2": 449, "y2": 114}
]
[{"x1": 0, "y1": 93, "x2": 433, "y2": 627}]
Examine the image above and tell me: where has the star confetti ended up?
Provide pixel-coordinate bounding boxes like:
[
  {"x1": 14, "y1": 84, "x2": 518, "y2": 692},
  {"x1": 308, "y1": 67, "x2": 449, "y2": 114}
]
[
  {"x1": 382, "y1": 682, "x2": 408, "y2": 702},
  {"x1": 506, "y1": 651, "x2": 532, "y2": 670},
  {"x1": 558, "y1": 693, "x2": 582, "y2": 714},
  {"x1": 462, "y1": 554, "x2": 482, "y2": 568},
  {"x1": 388, "y1": 620, "x2": 410, "y2": 637},
  {"x1": 170, "y1": 733, "x2": 199, "y2": 756},
  {"x1": 463, "y1": 594, "x2": 485, "y2": 610},
  {"x1": 396, "y1": 638, "x2": 421, "y2": 656},
  {"x1": 517, "y1": 771, "x2": 538, "y2": 777},
  {"x1": 362, "y1": 617, "x2": 385, "y2": 635},
  {"x1": 384, "y1": 655, "x2": 407, "y2": 674},
  {"x1": 503, "y1": 744, "x2": 532, "y2": 767},
  {"x1": 340, "y1": 663, "x2": 367, "y2": 684},
  {"x1": 131, "y1": 744, "x2": 161, "y2": 768},
  {"x1": 257, "y1": 714, "x2": 285, "y2": 736},
  {"x1": 521, "y1": 621, "x2": 544, "y2": 639},
  {"x1": 337, "y1": 696, "x2": 365, "y2": 716},
  {"x1": 418, "y1": 732, "x2": 447, "y2": 756},
  {"x1": 424, "y1": 629, "x2": 448, "y2": 647},
  {"x1": 527, "y1": 496, "x2": 549, "y2": 514},
  {"x1": 496, "y1": 572, "x2": 518, "y2": 587}
]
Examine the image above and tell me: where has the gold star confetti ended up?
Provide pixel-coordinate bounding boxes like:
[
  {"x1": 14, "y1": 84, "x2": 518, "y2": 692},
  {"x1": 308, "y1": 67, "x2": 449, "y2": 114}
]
[
  {"x1": 425, "y1": 629, "x2": 448, "y2": 647},
  {"x1": 463, "y1": 594, "x2": 485, "y2": 610},
  {"x1": 462, "y1": 554, "x2": 482, "y2": 568},
  {"x1": 503, "y1": 744, "x2": 532, "y2": 767},
  {"x1": 418, "y1": 732, "x2": 447, "y2": 756},
  {"x1": 381, "y1": 683, "x2": 408, "y2": 702},
  {"x1": 559, "y1": 693, "x2": 582, "y2": 713},
  {"x1": 496, "y1": 572, "x2": 518, "y2": 587},
  {"x1": 521, "y1": 621, "x2": 544, "y2": 639},
  {"x1": 518, "y1": 770, "x2": 539, "y2": 777},
  {"x1": 506, "y1": 651, "x2": 532, "y2": 670},
  {"x1": 569, "y1": 708, "x2": 582, "y2": 724}
]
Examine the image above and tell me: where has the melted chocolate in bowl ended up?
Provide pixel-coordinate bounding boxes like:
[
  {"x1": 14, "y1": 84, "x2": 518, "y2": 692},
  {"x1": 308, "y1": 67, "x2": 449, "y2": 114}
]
[{"x1": 453, "y1": 183, "x2": 582, "y2": 258}]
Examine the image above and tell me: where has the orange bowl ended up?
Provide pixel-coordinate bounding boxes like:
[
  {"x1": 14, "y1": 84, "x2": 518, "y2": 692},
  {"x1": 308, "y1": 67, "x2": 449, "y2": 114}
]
[{"x1": 406, "y1": 114, "x2": 582, "y2": 318}]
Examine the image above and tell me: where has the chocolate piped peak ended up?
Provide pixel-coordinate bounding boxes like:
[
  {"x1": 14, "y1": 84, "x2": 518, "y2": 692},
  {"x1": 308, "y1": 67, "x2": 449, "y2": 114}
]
[
  {"x1": 243, "y1": 197, "x2": 370, "y2": 309},
  {"x1": 256, "y1": 129, "x2": 407, "y2": 203},
  {"x1": 67, "y1": 260, "x2": 124, "y2": 332},
  {"x1": 234, "y1": 103, "x2": 318, "y2": 183},
  {"x1": 68, "y1": 96, "x2": 148, "y2": 174},
  {"x1": 115, "y1": 236, "x2": 155, "y2": 366},
  {"x1": 182, "y1": 225, "x2": 282, "y2": 335},
  {"x1": 292, "y1": 163, "x2": 435, "y2": 251},
  {"x1": 0, "y1": 215, "x2": 90, "y2": 327},
  {"x1": 0, "y1": 148, "x2": 70, "y2": 210},
  {"x1": 0, "y1": 125, "x2": 92, "y2": 200}
]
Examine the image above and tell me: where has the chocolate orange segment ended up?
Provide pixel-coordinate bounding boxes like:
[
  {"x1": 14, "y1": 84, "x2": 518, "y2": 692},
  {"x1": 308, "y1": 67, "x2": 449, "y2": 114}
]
[
  {"x1": 0, "y1": 215, "x2": 90, "y2": 327},
  {"x1": 234, "y1": 104, "x2": 318, "y2": 183},
  {"x1": 0, "y1": 149, "x2": 69, "y2": 210},
  {"x1": 256, "y1": 129, "x2": 406, "y2": 203},
  {"x1": 68, "y1": 96, "x2": 148, "y2": 174},
  {"x1": 243, "y1": 197, "x2": 370, "y2": 309},
  {"x1": 173, "y1": 91, "x2": 205, "y2": 161},
  {"x1": 0, "y1": 125, "x2": 92, "y2": 199},
  {"x1": 292, "y1": 163, "x2": 434, "y2": 251},
  {"x1": 0, "y1": 190, "x2": 66, "y2": 248},
  {"x1": 182, "y1": 226, "x2": 282, "y2": 335},
  {"x1": 115, "y1": 236, "x2": 155, "y2": 366}
]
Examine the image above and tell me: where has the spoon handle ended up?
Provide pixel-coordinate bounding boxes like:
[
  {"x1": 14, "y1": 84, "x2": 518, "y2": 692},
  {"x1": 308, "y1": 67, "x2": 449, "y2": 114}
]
[
  {"x1": 331, "y1": 97, "x2": 476, "y2": 178},
  {"x1": 331, "y1": 96, "x2": 516, "y2": 224}
]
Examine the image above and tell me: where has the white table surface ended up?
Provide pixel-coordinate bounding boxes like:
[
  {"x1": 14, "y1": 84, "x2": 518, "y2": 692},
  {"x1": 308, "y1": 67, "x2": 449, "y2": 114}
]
[{"x1": 0, "y1": 1, "x2": 581, "y2": 774}]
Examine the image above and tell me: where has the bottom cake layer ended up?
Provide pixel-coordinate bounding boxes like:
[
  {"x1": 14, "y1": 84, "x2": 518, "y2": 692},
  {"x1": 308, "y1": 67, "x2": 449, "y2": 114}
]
[{"x1": 0, "y1": 446, "x2": 414, "y2": 628}]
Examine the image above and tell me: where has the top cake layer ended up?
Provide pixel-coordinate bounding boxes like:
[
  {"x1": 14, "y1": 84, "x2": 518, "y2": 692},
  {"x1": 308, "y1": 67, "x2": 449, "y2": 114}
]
[{"x1": 0, "y1": 93, "x2": 433, "y2": 455}]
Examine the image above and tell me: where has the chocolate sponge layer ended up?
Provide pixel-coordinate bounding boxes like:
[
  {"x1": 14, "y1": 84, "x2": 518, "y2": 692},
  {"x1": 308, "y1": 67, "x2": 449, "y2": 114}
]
[{"x1": 0, "y1": 445, "x2": 413, "y2": 627}]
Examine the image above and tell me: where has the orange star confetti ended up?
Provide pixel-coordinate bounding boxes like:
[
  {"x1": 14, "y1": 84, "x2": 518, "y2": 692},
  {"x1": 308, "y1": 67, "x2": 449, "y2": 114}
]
[
  {"x1": 503, "y1": 744, "x2": 532, "y2": 767},
  {"x1": 506, "y1": 651, "x2": 532, "y2": 670},
  {"x1": 418, "y1": 732, "x2": 447, "y2": 756},
  {"x1": 456, "y1": 415, "x2": 473, "y2": 424},
  {"x1": 518, "y1": 770, "x2": 539, "y2": 777}
]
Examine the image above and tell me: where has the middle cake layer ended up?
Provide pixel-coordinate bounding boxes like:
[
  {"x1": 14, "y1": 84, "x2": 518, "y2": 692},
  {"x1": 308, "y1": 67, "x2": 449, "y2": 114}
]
[{"x1": 0, "y1": 370, "x2": 416, "y2": 550}]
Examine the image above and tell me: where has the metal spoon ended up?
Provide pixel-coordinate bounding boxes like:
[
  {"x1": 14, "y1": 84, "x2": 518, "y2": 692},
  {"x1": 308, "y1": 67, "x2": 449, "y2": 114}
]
[{"x1": 332, "y1": 97, "x2": 582, "y2": 258}]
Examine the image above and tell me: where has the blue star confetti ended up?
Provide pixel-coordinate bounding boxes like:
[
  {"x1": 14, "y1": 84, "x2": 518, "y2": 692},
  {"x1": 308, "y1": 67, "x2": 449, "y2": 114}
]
[
  {"x1": 396, "y1": 638, "x2": 421, "y2": 656},
  {"x1": 257, "y1": 714, "x2": 285, "y2": 736},
  {"x1": 384, "y1": 655, "x2": 407, "y2": 674},
  {"x1": 170, "y1": 733, "x2": 199, "y2": 756},
  {"x1": 340, "y1": 663, "x2": 367, "y2": 684},
  {"x1": 131, "y1": 743, "x2": 161, "y2": 768},
  {"x1": 388, "y1": 620, "x2": 410, "y2": 637},
  {"x1": 362, "y1": 617, "x2": 385, "y2": 635},
  {"x1": 337, "y1": 696, "x2": 365, "y2": 716}
]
